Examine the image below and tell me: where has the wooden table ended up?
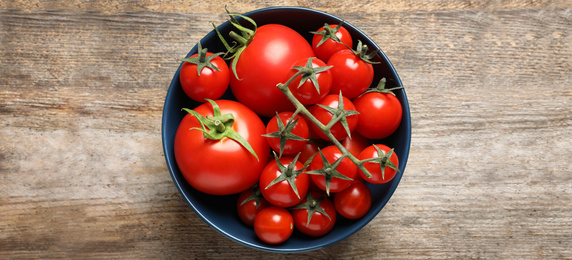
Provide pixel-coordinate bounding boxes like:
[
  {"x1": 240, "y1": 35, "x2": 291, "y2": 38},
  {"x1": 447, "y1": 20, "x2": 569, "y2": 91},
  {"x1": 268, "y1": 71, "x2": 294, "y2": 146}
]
[{"x1": 1, "y1": 1, "x2": 571, "y2": 258}]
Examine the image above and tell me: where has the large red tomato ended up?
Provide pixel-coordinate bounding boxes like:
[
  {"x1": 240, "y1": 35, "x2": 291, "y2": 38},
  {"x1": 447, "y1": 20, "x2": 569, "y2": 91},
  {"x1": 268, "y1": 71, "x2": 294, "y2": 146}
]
[
  {"x1": 174, "y1": 100, "x2": 270, "y2": 195},
  {"x1": 230, "y1": 24, "x2": 315, "y2": 117}
]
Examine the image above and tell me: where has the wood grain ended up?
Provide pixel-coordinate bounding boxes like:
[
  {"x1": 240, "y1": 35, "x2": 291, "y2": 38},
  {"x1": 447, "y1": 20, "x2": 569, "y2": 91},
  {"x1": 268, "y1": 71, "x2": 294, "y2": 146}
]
[{"x1": 1, "y1": 0, "x2": 571, "y2": 259}]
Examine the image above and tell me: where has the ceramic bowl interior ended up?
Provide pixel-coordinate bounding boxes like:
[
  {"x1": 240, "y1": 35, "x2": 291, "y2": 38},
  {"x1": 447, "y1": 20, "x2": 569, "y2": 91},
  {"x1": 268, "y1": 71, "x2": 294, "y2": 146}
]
[{"x1": 162, "y1": 6, "x2": 411, "y2": 253}]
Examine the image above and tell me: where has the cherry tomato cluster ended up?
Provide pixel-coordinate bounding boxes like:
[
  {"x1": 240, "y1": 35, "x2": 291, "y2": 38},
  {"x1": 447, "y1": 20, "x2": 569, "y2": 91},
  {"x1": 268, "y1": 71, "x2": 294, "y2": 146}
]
[{"x1": 174, "y1": 9, "x2": 403, "y2": 245}]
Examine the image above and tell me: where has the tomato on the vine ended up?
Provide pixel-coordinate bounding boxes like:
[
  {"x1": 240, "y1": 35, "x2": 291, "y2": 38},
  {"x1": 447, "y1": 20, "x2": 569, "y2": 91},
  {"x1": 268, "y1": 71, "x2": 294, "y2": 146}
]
[
  {"x1": 230, "y1": 24, "x2": 315, "y2": 117},
  {"x1": 327, "y1": 42, "x2": 375, "y2": 99},
  {"x1": 237, "y1": 185, "x2": 271, "y2": 226},
  {"x1": 341, "y1": 132, "x2": 370, "y2": 182},
  {"x1": 308, "y1": 94, "x2": 359, "y2": 141},
  {"x1": 264, "y1": 112, "x2": 309, "y2": 157},
  {"x1": 174, "y1": 100, "x2": 270, "y2": 195},
  {"x1": 259, "y1": 155, "x2": 309, "y2": 208},
  {"x1": 291, "y1": 192, "x2": 337, "y2": 237},
  {"x1": 179, "y1": 43, "x2": 230, "y2": 102},
  {"x1": 358, "y1": 144, "x2": 399, "y2": 184},
  {"x1": 307, "y1": 145, "x2": 357, "y2": 195},
  {"x1": 334, "y1": 181, "x2": 372, "y2": 219},
  {"x1": 311, "y1": 23, "x2": 353, "y2": 62},
  {"x1": 254, "y1": 207, "x2": 294, "y2": 244},
  {"x1": 286, "y1": 57, "x2": 332, "y2": 106},
  {"x1": 353, "y1": 79, "x2": 403, "y2": 139}
]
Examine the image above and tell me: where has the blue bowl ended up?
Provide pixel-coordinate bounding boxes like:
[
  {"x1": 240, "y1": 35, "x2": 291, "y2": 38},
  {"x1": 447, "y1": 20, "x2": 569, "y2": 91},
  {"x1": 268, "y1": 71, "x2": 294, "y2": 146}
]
[{"x1": 162, "y1": 6, "x2": 411, "y2": 253}]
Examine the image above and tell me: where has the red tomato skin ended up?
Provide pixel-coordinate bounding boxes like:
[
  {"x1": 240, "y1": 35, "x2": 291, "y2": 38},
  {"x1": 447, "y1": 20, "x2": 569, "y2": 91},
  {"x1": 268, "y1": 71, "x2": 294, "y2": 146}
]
[
  {"x1": 236, "y1": 189, "x2": 271, "y2": 226},
  {"x1": 174, "y1": 100, "x2": 270, "y2": 195},
  {"x1": 291, "y1": 192, "x2": 337, "y2": 237},
  {"x1": 259, "y1": 157, "x2": 310, "y2": 208},
  {"x1": 327, "y1": 50, "x2": 374, "y2": 99},
  {"x1": 358, "y1": 144, "x2": 399, "y2": 184},
  {"x1": 309, "y1": 145, "x2": 357, "y2": 193},
  {"x1": 353, "y1": 92, "x2": 403, "y2": 139},
  {"x1": 312, "y1": 24, "x2": 353, "y2": 62},
  {"x1": 265, "y1": 112, "x2": 309, "y2": 156},
  {"x1": 179, "y1": 52, "x2": 230, "y2": 102},
  {"x1": 334, "y1": 181, "x2": 372, "y2": 219},
  {"x1": 254, "y1": 207, "x2": 294, "y2": 244},
  {"x1": 308, "y1": 94, "x2": 358, "y2": 140},
  {"x1": 286, "y1": 58, "x2": 332, "y2": 106},
  {"x1": 341, "y1": 132, "x2": 370, "y2": 182},
  {"x1": 298, "y1": 142, "x2": 320, "y2": 165},
  {"x1": 230, "y1": 24, "x2": 315, "y2": 117}
]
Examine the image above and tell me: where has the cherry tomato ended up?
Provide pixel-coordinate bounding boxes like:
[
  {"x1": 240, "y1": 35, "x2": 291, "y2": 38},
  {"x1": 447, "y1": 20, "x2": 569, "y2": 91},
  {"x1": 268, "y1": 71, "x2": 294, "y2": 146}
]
[
  {"x1": 354, "y1": 91, "x2": 403, "y2": 139},
  {"x1": 327, "y1": 49, "x2": 374, "y2": 99},
  {"x1": 311, "y1": 24, "x2": 353, "y2": 62},
  {"x1": 341, "y1": 132, "x2": 370, "y2": 182},
  {"x1": 179, "y1": 51, "x2": 230, "y2": 102},
  {"x1": 174, "y1": 100, "x2": 270, "y2": 195},
  {"x1": 286, "y1": 57, "x2": 332, "y2": 106},
  {"x1": 236, "y1": 185, "x2": 271, "y2": 226},
  {"x1": 334, "y1": 181, "x2": 372, "y2": 219},
  {"x1": 259, "y1": 156, "x2": 310, "y2": 208},
  {"x1": 291, "y1": 192, "x2": 337, "y2": 237},
  {"x1": 308, "y1": 94, "x2": 358, "y2": 141},
  {"x1": 358, "y1": 144, "x2": 399, "y2": 184},
  {"x1": 254, "y1": 207, "x2": 294, "y2": 244},
  {"x1": 230, "y1": 24, "x2": 315, "y2": 117},
  {"x1": 264, "y1": 112, "x2": 309, "y2": 156},
  {"x1": 308, "y1": 145, "x2": 357, "y2": 194},
  {"x1": 298, "y1": 141, "x2": 320, "y2": 165}
]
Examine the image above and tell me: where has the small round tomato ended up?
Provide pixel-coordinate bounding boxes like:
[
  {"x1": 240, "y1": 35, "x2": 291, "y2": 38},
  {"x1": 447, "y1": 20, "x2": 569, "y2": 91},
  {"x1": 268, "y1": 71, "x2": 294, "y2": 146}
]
[
  {"x1": 298, "y1": 141, "x2": 320, "y2": 165},
  {"x1": 327, "y1": 49, "x2": 374, "y2": 99},
  {"x1": 354, "y1": 91, "x2": 403, "y2": 139},
  {"x1": 341, "y1": 132, "x2": 370, "y2": 182},
  {"x1": 311, "y1": 23, "x2": 353, "y2": 62},
  {"x1": 254, "y1": 207, "x2": 294, "y2": 244},
  {"x1": 179, "y1": 47, "x2": 230, "y2": 102},
  {"x1": 308, "y1": 94, "x2": 358, "y2": 141},
  {"x1": 259, "y1": 156, "x2": 309, "y2": 208},
  {"x1": 308, "y1": 145, "x2": 357, "y2": 194},
  {"x1": 264, "y1": 112, "x2": 309, "y2": 156},
  {"x1": 334, "y1": 181, "x2": 372, "y2": 219},
  {"x1": 286, "y1": 57, "x2": 332, "y2": 106},
  {"x1": 236, "y1": 185, "x2": 271, "y2": 226},
  {"x1": 358, "y1": 144, "x2": 399, "y2": 184},
  {"x1": 291, "y1": 192, "x2": 337, "y2": 237}
]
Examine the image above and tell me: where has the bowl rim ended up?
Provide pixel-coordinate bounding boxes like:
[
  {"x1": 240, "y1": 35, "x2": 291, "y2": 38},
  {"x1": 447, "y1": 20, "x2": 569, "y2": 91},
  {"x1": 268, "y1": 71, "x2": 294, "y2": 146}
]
[{"x1": 161, "y1": 6, "x2": 411, "y2": 253}]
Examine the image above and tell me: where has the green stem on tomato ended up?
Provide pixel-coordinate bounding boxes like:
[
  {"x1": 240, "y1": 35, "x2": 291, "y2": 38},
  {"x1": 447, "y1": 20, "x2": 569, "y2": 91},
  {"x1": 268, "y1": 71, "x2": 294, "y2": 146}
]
[{"x1": 276, "y1": 74, "x2": 373, "y2": 178}]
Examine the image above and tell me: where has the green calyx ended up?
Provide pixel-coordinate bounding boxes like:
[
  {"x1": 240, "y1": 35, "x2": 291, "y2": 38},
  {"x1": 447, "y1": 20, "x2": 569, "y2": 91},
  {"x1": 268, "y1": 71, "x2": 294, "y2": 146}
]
[
  {"x1": 318, "y1": 92, "x2": 359, "y2": 139},
  {"x1": 361, "y1": 78, "x2": 404, "y2": 97},
  {"x1": 179, "y1": 41, "x2": 224, "y2": 76},
  {"x1": 182, "y1": 99, "x2": 259, "y2": 161},
  {"x1": 212, "y1": 7, "x2": 257, "y2": 80},
  {"x1": 239, "y1": 184, "x2": 264, "y2": 209},
  {"x1": 262, "y1": 112, "x2": 309, "y2": 158},
  {"x1": 304, "y1": 149, "x2": 353, "y2": 196},
  {"x1": 310, "y1": 22, "x2": 344, "y2": 48},
  {"x1": 360, "y1": 146, "x2": 399, "y2": 180},
  {"x1": 289, "y1": 193, "x2": 331, "y2": 226},
  {"x1": 291, "y1": 57, "x2": 333, "y2": 94},
  {"x1": 265, "y1": 152, "x2": 308, "y2": 199},
  {"x1": 351, "y1": 40, "x2": 380, "y2": 65}
]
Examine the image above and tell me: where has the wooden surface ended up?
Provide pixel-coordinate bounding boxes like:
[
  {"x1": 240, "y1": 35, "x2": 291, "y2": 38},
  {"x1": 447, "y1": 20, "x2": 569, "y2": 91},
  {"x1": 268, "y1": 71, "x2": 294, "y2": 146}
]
[{"x1": 1, "y1": 0, "x2": 571, "y2": 259}]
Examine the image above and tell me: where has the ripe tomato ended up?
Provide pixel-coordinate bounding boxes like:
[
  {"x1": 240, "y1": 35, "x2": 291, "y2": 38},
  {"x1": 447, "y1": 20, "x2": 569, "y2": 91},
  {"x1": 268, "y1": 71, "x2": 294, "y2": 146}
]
[
  {"x1": 254, "y1": 207, "x2": 294, "y2": 244},
  {"x1": 358, "y1": 144, "x2": 399, "y2": 184},
  {"x1": 341, "y1": 132, "x2": 370, "y2": 182},
  {"x1": 334, "y1": 181, "x2": 372, "y2": 219},
  {"x1": 259, "y1": 156, "x2": 309, "y2": 208},
  {"x1": 286, "y1": 57, "x2": 332, "y2": 106},
  {"x1": 264, "y1": 112, "x2": 309, "y2": 156},
  {"x1": 291, "y1": 192, "x2": 337, "y2": 237},
  {"x1": 174, "y1": 100, "x2": 270, "y2": 195},
  {"x1": 311, "y1": 23, "x2": 353, "y2": 62},
  {"x1": 327, "y1": 49, "x2": 374, "y2": 99},
  {"x1": 354, "y1": 91, "x2": 403, "y2": 139},
  {"x1": 179, "y1": 48, "x2": 230, "y2": 102},
  {"x1": 308, "y1": 94, "x2": 358, "y2": 140},
  {"x1": 236, "y1": 185, "x2": 271, "y2": 226},
  {"x1": 230, "y1": 24, "x2": 315, "y2": 117},
  {"x1": 307, "y1": 145, "x2": 357, "y2": 195},
  {"x1": 298, "y1": 141, "x2": 320, "y2": 165}
]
